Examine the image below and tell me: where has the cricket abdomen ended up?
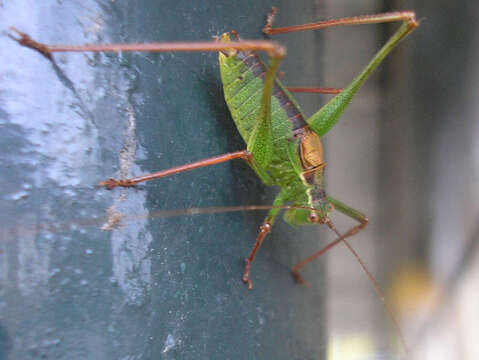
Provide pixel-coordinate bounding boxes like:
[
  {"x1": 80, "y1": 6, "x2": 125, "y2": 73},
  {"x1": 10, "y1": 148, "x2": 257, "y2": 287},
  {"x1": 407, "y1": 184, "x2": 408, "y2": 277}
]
[
  {"x1": 218, "y1": 34, "x2": 310, "y2": 187},
  {"x1": 219, "y1": 50, "x2": 307, "y2": 142}
]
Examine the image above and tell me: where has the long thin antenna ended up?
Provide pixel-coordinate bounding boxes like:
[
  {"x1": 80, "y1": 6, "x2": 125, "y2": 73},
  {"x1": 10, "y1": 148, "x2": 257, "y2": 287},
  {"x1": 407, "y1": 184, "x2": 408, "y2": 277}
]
[
  {"x1": 327, "y1": 222, "x2": 408, "y2": 353},
  {"x1": 5, "y1": 204, "x2": 315, "y2": 236}
]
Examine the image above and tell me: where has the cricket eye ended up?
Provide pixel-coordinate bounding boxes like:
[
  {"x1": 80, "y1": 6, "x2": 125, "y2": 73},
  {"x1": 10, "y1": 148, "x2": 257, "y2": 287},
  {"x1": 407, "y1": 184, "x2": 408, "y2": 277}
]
[{"x1": 308, "y1": 212, "x2": 320, "y2": 223}]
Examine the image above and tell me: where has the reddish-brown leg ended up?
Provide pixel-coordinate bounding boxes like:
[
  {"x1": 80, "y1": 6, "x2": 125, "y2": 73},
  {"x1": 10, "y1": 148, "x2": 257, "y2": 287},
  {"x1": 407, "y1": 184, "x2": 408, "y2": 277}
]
[
  {"x1": 291, "y1": 216, "x2": 408, "y2": 351},
  {"x1": 8, "y1": 26, "x2": 286, "y2": 59},
  {"x1": 265, "y1": 7, "x2": 417, "y2": 96},
  {"x1": 263, "y1": 7, "x2": 417, "y2": 35},
  {"x1": 287, "y1": 87, "x2": 342, "y2": 94},
  {"x1": 291, "y1": 218, "x2": 368, "y2": 284},
  {"x1": 242, "y1": 222, "x2": 272, "y2": 289},
  {"x1": 99, "y1": 150, "x2": 252, "y2": 189}
]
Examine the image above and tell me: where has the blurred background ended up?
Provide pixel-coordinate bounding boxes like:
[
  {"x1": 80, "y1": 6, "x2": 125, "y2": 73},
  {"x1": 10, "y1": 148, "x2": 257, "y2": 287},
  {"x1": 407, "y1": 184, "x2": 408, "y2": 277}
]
[
  {"x1": 324, "y1": 1, "x2": 479, "y2": 359},
  {"x1": 323, "y1": 0, "x2": 479, "y2": 359},
  {"x1": 0, "y1": 0, "x2": 478, "y2": 359}
]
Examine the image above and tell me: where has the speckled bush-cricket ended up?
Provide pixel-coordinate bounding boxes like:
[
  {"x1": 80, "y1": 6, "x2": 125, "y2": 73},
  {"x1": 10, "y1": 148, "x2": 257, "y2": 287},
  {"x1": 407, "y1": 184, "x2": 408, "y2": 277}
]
[{"x1": 10, "y1": 7, "x2": 418, "y2": 349}]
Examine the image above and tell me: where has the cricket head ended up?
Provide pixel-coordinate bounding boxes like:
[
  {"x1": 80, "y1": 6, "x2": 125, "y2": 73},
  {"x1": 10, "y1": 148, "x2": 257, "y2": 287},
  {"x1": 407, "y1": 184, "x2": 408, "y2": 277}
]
[
  {"x1": 217, "y1": 32, "x2": 231, "y2": 44},
  {"x1": 217, "y1": 32, "x2": 238, "y2": 58},
  {"x1": 218, "y1": 32, "x2": 232, "y2": 42},
  {"x1": 218, "y1": 32, "x2": 238, "y2": 74},
  {"x1": 309, "y1": 198, "x2": 334, "y2": 224}
]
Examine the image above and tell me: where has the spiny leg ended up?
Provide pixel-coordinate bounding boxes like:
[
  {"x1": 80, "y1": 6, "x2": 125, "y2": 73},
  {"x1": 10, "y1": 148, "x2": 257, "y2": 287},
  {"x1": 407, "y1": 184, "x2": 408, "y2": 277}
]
[
  {"x1": 264, "y1": 8, "x2": 418, "y2": 104},
  {"x1": 8, "y1": 27, "x2": 284, "y2": 157},
  {"x1": 291, "y1": 197, "x2": 368, "y2": 284},
  {"x1": 292, "y1": 196, "x2": 408, "y2": 352},
  {"x1": 242, "y1": 222, "x2": 272, "y2": 289},
  {"x1": 7, "y1": 28, "x2": 286, "y2": 117},
  {"x1": 263, "y1": 7, "x2": 417, "y2": 35},
  {"x1": 9, "y1": 27, "x2": 284, "y2": 181},
  {"x1": 287, "y1": 87, "x2": 342, "y2": 94},
  {"x1": 99, "y1": 150, "x2": 252, "y2": 189},
  {"x1": 242, "y1": 190, "x2": 287, "y2": 289},
  {"x1": 265, "y1": 9, "x2": 343, "y2": 95}
]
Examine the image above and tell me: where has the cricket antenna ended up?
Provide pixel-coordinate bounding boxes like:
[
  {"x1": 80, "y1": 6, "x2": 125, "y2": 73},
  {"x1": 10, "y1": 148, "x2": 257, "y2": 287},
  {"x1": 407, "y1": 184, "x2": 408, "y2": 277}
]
[
  {"x1": 325, "y1": 219, "x2": 409, "y2": 353},
  {"x1": 9, "y1": 204, "x2": 316, "y2": 235}
]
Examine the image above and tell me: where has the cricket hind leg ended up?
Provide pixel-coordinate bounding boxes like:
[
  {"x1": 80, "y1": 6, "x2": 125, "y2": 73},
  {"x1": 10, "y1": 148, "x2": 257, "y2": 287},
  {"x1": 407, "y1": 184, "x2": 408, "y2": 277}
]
[
  {"x1": 9, "y1": 27, "x2": 286, "y2": 173},
  {"x1": 263, "y1": 7, "x2": 417, "y2": 95},
  {"x1": 263, "y1": 7, "x2": 417, "y2": 36},
  {"x1": 263, "y1": 7, "x2": 343, "y2": 95},
  {"x1": 291, "y1": 196, "x2": 369, "y2": 284}
]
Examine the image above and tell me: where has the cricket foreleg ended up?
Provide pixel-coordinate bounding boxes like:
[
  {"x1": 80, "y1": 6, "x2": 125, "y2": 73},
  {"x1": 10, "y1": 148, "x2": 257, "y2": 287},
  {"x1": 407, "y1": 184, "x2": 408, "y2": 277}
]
[
  {"x1": 9, "y1": 28, "x2": 285, "y2": 173},
  {"x1": 290, "y1": 222, "x2": 367, "y2": 284},
  {"x1": 242, "y1": 222, "x2": 272, "y2": 289},
  {"x1": 99, "y1": 151, "x2": 252, "y2": 189},
  {"x1": 264, "y1": 8, "x2": 418, "y2": 124},
  {"x1": 242, "y1": 190, "x2": 287, "y2": 289},
  {"x1": 291, "y1": 196, "x2": 368, "y2": 284},
  {"x1": 292, "y1": 196, "x2": 408, "y2": 351}
]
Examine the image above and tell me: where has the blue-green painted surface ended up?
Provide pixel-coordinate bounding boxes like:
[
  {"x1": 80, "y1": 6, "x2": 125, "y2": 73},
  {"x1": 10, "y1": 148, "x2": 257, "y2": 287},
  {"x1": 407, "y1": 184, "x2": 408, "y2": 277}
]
[{"x1": 0, "y1": 1, "x2": 327, "y2": 359}]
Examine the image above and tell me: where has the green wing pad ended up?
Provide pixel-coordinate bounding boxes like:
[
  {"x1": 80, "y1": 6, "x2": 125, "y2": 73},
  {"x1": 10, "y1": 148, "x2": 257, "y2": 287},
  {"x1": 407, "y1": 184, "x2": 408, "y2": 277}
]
[{"x1": 219, "y1": 48, "x2": 303, "y2": 187}]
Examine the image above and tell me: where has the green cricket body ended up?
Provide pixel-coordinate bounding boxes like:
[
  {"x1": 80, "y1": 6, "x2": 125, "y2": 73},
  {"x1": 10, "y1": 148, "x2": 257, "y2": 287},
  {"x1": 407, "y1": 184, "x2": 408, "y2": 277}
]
[
  {"x1": 218, "y1": 18, "x2": 417, "y2": 228},
  {"x1": 219, "y1": 33, "x2": 331, "y2": 226}
]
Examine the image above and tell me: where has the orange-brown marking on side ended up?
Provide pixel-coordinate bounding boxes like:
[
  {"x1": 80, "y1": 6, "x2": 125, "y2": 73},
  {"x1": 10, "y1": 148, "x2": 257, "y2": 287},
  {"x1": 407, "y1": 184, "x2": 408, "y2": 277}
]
[{"x1": 299, "y1": 130, "x2": 325, "y2": 170}]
